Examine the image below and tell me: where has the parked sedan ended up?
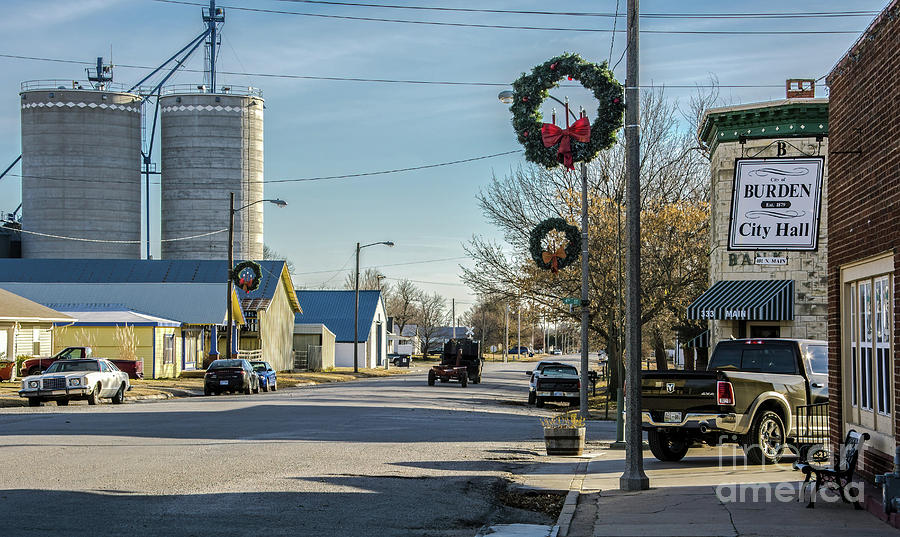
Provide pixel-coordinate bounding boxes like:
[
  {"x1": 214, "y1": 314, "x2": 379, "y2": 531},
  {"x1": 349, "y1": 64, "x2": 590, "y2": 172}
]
[
  {"x1": 18, "y1": 358, "x2": 131, "y2": 407},
  {"x1": 250, "y1": 361, "x2": 277, "y2": 392},
  {"x1": 204, "y1": 359, "x2": 259, "y2": 395}
]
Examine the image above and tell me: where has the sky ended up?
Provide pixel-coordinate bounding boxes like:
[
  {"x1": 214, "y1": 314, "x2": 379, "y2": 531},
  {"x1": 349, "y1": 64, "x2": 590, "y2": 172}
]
[{"x1": 0, "y1": 0, "x2": 888, "y2": 318}]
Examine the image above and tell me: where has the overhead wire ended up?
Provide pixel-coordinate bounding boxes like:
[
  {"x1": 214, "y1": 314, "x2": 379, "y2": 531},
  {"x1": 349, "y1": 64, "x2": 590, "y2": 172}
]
[
  {"x1": 0, "y1": 53, "x2": 792, "y2": 89},
  {"x1": 293, "y1": 256, "x2": 469, "y2": 275},
  {"x1": 273, "y1": 2, "x2": 880, "y2": 20},
  {"x1": 148, "y1": 1, "x2": 864, "y2": 35},
  {"x1": 12, "y1": 227, "x2": 226, "y2": 244},
  {"x1": 1, "y1": 150, "x2": 523, "y2": 186}
]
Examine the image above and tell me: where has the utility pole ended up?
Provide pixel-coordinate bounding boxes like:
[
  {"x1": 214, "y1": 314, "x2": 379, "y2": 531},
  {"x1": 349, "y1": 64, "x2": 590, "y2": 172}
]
[
  {"x1": 517, "y1": 304, "x2": 521, "y2": 355},
  {"x1": 354, "y1": 242, "x2": 361, "y2": 373},
  {"x1": 226, "y1": 192, "x2": 234, "y2": 360},
  {"x1": 620, "y1": 0, "x2": 650, "y2": 491},
  {"x1": 579, "y1": 159, "x2": 589, "y2": 418},
  {"x1": 504, "y1": 303, "x2": 509, "y2": 363},
  {"x1": 452, "y1": 298, "x2": 456, "y2": 339}
]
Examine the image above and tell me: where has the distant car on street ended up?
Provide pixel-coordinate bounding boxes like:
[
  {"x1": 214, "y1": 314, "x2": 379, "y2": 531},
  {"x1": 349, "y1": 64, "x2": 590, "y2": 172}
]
[
  {"x1": 250, "y1": 360, "x2": 277, "y2": 392},
  {"x1": 528, "y1": 363, "x2": 580, "y2": 407},
  {"x1": 18, "y1": 358, "x2": 131, "y2": 407},
  {"x1": 550, "y1": 349, "x2": 562, "y2": 355},
  {"x1": 509, "y1": 346, "x2": 534, "y2": 357},
  {"x1": 204, "y1": 359, "x2": 259, "y2": 396},
  {"x1": 388, "y1": 353, "x2": 411, "y2": 367}
]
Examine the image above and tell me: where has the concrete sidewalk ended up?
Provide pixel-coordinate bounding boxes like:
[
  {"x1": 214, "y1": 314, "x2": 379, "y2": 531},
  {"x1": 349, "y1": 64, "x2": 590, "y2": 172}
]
[{"x1": 518, "y1": 444, "x2": 900, "y2": 537}]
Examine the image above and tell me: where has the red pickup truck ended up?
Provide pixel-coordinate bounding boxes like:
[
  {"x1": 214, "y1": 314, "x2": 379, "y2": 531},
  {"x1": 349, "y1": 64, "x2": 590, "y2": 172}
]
[{"x1": 21, "y1": 347, "x2": 144, "y2": 379}]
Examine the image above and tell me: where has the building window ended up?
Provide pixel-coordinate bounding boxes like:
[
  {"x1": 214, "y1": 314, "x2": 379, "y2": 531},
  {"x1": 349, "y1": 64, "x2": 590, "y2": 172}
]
[
  {"x1": 163, "y1": 334, "x2": 175, "y2": 365},
  {"x1": 842, "y1": 253, "x2": 894, "y2": 443}
]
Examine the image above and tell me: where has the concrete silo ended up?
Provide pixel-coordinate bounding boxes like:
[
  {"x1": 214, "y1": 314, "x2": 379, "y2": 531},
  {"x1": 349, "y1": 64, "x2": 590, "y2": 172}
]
[
  {"x1": 19, "y1": 82, "x2": 142, "y2": 258},
  {"x1": 159, "y1": 87, "x2": 264, "y2": 260}
]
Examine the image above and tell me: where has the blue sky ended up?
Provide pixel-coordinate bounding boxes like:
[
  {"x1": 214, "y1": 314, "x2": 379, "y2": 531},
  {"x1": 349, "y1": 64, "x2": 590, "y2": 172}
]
[{"x1": 0, "y1": 0, "x2": 887, "y2": 314}]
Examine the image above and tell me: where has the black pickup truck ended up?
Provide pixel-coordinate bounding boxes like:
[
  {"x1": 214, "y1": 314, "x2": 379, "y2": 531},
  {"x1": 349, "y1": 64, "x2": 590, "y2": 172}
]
[{"x1": 641, "y1": 338, "x2": 827, "y2": 464}]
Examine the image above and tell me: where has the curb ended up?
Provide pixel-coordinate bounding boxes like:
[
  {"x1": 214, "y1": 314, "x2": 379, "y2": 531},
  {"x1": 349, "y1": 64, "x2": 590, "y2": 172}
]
[
  {"x1": 555, "y1": 460, "x2": 589, "y2": 537},
  {"x1": 0, "y1": 392, "x2": 174, "y2": 407}
]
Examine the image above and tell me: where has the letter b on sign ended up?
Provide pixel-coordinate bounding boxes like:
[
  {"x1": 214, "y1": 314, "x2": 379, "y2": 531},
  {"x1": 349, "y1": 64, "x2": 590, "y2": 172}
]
[{"x1": 777, "y1": 141, "x2": 787, "y2": 157}]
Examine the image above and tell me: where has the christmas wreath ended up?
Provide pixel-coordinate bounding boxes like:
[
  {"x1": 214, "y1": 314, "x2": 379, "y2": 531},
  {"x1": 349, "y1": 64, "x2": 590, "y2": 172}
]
[
  {"x1": 529, "y1": 218, "x2": 581, "y2": 273},
  {"x1": 509, "y1": 53, "x2": 624, "y2": 170},
  {"x1": 232, "y1": 260, "x2": 262, "y2": 293}
]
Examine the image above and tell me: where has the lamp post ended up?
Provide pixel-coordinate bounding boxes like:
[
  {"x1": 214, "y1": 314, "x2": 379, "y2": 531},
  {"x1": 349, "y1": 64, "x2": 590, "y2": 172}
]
[
  {"x1": 226, "y1": 193, "x2": 287, "y2": 361},
  {"x1": 355, "y1": 241, "x2": 394, "y2": 372},
  {"x1": 498, "y1": 90, "x2": 590, "y2": 417}
]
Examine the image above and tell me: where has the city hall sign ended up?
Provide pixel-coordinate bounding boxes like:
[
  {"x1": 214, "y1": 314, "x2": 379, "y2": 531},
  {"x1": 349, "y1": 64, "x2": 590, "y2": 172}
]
[{"x1": 728, "y1": 157, "x2": 824, "y2": 251}]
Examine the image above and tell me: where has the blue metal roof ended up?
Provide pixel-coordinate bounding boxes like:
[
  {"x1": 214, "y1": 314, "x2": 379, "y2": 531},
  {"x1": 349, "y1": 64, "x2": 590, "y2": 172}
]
[
  {"x1": 0, "y1": 282, "x2": 239, "y2": 325},
  {"x1": 0, "y1": 259, "x2": 299, "y2": 311},
  {"x1": 294, "y1": 290, "x2": 383, "y2": 342}
]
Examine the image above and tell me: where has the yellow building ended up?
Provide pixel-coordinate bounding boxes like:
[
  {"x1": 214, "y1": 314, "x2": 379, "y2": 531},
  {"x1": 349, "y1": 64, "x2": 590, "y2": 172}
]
[
  {"x1": 1, "y1": 282, "x2": 245, "y2": 379},
  {"x1": 0, "y1": 288, "x2": 72, "y2": 381}
]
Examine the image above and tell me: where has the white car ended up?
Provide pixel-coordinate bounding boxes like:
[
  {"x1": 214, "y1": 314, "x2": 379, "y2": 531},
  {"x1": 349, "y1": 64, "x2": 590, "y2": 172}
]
[{"x1": 19, "y1": 358, "x2": 131, "y2": 407}]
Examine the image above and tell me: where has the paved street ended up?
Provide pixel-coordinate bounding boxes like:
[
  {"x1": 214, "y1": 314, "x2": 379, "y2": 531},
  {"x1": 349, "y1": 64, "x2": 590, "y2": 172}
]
[{"x1": 0, "y1": 357, "x2": 589, "y2": 537}]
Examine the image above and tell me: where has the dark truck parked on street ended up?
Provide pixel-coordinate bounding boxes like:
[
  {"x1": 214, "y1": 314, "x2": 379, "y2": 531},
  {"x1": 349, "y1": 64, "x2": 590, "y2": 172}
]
[
  {"x1": 20, "y1": 346, "x2": 145, "y2": 380},
  {"x1": 641, "y1": 338, "x2": 827, "y2": 464}
]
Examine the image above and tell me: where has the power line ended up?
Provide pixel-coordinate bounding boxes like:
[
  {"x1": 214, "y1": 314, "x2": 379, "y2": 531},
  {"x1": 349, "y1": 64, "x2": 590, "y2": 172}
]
[
  {"x1": 0, "y1": 52, "x2": 791, "y2": 89},
  {"x1": 293, "y1": 255, "x2": 469, "y2": 275},
  {"x1": 382, "y1": 276, "x2": 468, "y2": 287},
  {"x1": 2, "y1": 150, "x2": 522, "y2": 186},
  {"x1": 149, "y1": 1, "x2": 863, "y2": 35},
  {"x1": 276, "y1": 1, "x2": 880, "y2": 20},
  {"x1": 12, "y1": 227, "x2": 226, "y2": 244}
]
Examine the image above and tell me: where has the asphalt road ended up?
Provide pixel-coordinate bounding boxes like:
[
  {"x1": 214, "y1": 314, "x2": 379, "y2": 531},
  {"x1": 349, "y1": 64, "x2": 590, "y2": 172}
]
[{"x1": 0, "y1": 355, "x2": 598, "y2": 537}]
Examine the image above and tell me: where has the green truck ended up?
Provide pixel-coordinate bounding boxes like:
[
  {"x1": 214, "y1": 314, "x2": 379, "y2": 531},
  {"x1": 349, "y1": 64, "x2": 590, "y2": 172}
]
[{"x1": 641, "y1": 338, "x2": 827, "y2": 464}]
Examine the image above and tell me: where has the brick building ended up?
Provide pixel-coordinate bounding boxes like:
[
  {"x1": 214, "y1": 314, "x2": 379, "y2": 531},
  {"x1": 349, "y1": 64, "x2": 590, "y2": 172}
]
[
  {"x1": 826, "y1": 0, "x2": 900, "y2": 514},
  {"x1": 690, "y1": 98, "x2": 829, "y2": 351}
]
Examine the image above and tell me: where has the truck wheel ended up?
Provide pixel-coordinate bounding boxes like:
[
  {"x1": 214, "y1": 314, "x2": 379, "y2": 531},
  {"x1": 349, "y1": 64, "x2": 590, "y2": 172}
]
[
  {"x1": 27, "y1": 398, "x2": 41, "y2": 407},
  {"x1": 528, "y1": 391, "x2": 536, "y2": 405},
  {"x1": 648, "y1": 429, "x2": 689, "y2": 462},
  {"x1": 535, "y1": 397, "x2": 545, "y2": 408},
  {"x1": 204, "y1": 386, "x2": 212, "y2": 396},
  {"x1": 87, "y1": 383, "x2": 101, "y2": 405},
  {"x1": 460, "y1": 373, "x2": 468, "y2": 388},
  {"x1": 744, "y1": 410, "x2": 785, "y2": 465},
  {"x1": 427, "y1": 370, "x2": 436, "y2": 386},
  {"x1": 111, "y1": 383, "x2": 125, "y2": 404}
]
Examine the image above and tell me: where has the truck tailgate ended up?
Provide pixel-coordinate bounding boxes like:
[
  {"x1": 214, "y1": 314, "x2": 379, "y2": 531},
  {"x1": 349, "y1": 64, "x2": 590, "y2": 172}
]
[{"x1": 641, "y1": 371, "x2": 720, "y2": 415}]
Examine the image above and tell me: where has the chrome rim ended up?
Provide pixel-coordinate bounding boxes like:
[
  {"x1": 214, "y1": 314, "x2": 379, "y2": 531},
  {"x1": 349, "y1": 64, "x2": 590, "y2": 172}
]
[{"x1": 759, "y1": 417, "x2": 784, "y2": 459}]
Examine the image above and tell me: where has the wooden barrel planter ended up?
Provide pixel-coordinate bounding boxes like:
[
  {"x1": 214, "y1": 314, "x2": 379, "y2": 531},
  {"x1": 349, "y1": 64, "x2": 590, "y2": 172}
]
[{"x1": 544, "y1": 426, "x2": 586, "y2": 456}]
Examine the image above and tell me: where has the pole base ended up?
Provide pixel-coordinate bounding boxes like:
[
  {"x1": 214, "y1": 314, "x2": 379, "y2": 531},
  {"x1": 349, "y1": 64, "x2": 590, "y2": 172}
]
[
  {"x1": 608, "y1": 441, "x2": 627, "y2": 450},
  {"x1": 619, "y1": 473, "x2": 650, "y2": 491}
]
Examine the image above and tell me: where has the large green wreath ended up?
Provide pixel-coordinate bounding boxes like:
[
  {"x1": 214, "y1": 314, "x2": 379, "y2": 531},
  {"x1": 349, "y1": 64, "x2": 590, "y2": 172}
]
[
  {"x1": 509, "y1": 53, "x2": 624, "y2": 169},
  {"x1": 232, "y1": 260, "x2": 262, "y2": 293},
  {"x1": 530, "y1": 218, "x2": 581, "y2": 272}
]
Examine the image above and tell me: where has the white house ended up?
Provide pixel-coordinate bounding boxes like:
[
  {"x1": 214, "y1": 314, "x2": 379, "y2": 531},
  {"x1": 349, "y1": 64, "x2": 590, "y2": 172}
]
[{"x1": 294, "y1": 290, "x2": 387, "y2": 368}]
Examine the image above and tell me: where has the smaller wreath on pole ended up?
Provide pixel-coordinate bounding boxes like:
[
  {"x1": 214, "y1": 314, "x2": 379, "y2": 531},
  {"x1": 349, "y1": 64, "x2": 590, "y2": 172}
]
[
  {"x1": 529, "y1": 218, "x2": 581, "y2": 273},
  {"x1": 232, "y1": 260, "x2": 262, "y2": 293}
]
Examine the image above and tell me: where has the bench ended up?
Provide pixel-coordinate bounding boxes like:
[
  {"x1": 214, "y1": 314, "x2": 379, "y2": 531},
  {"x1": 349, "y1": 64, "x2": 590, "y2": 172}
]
[{"x1": 795, "y1": 429, "x2": 869, "y2": 509}]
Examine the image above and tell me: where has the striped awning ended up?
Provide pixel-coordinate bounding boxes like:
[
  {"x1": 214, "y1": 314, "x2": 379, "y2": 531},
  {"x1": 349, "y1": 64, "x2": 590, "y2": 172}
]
[
  {"x1": 687, "y1": 280, "x2": 794, "y2": 321},
  {"x1": 685, "y1": 330, "x2": 710, "y2": 349}
]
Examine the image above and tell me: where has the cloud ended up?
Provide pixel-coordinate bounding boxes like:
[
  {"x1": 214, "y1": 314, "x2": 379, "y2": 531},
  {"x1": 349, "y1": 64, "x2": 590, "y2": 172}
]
[{"x1": 0, "y1": 0, "x2": 128, "y2": 31}]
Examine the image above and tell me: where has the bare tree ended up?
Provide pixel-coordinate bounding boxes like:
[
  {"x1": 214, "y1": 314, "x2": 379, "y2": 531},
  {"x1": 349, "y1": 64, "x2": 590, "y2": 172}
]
[
  {"x1": 263, "y1": 244, "x2": 297, "y2": 274},
  {"x1": 344, "y1": 267, "x2": 390, "y2": 294},
  {"x1": 462, "y1": 86, "x2": 715, "y2": 397},
  {"x1": 416, "y1": 292, "x2": 446, "y2": 356},
  {"x1": 386, "y1": 279, "x2": 421, "y2": 338}
]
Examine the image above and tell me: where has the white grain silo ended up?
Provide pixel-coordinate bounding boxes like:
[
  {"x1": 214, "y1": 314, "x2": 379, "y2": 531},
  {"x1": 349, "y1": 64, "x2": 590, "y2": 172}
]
[
  {"x1": 19, "y1": 82, "x2": 142, "y2": 258},
  {"x1": 159, "y1": 86, "x2": 264, "y2": 260}
]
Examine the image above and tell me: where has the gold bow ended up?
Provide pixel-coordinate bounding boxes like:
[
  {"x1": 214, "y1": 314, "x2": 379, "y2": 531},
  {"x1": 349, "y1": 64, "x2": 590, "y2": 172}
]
[{"x1": 541, "y1": 245, "x2": 567, "y2": 273}]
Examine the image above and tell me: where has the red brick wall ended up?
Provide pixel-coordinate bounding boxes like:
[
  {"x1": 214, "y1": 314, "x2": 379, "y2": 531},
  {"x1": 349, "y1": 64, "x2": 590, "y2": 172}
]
[{"x1": 827, "y1": 0, "x2": 900, "y2": 480}]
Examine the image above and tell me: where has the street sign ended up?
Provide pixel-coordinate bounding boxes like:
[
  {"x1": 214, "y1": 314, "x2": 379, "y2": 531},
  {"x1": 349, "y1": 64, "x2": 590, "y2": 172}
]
[{"x1": 562, "y1": 297, "x2": 580, "y2": 305}]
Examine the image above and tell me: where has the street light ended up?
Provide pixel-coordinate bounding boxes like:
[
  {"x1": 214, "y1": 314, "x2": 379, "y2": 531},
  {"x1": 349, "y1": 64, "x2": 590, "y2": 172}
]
[
  {"x1": 497, "y1": 89, "x2": 590, "y2": 418},
  {"x1": 355, "y1": 240, "x2": 394, "y2": 372},
  {"x1": 226, "y1": 193, "x2": 287, "y2": 361}
]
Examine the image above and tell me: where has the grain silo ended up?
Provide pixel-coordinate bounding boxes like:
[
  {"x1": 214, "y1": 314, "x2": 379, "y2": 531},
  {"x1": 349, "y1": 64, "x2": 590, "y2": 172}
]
[
  {"x1": 19, "y1": 82, "x2": 142, "y2": 258},
  {"x1": 159, "y1": 86, "x2": 264, "y2": 260}
]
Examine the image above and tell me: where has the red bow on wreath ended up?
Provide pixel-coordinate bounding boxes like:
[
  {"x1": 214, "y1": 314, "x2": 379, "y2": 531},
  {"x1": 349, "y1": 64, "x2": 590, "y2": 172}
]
[
  {"x1": 541, "y1": 117, "x2": 591, "y2": 170},
  {"x1": 238, "y1": 275, "x2": 255, "y2": 293},
  {"x1": 541, "y1": 245, "x2": 567, "y2": 274}
]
